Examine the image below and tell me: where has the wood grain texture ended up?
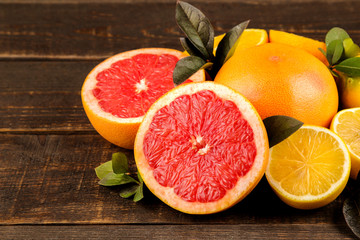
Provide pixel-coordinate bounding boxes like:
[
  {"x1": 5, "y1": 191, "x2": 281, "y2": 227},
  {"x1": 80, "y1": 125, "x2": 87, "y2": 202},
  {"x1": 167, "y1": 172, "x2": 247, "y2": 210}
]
[
  {"x1": 0, "y1": 134, "x2": 351, "y2": 225},
  {"x1": 1, "y1": 0, "x2": 360, "y2": 238},
  {"x1": 0, "y1": 0, "x2": 359, "y2": 59},
  {"x1": 0, "y1": 224, "x2": 356, "y2": 239},
  {"x1": 0, "y1": 61, "x2": 97, "y2": 132}
]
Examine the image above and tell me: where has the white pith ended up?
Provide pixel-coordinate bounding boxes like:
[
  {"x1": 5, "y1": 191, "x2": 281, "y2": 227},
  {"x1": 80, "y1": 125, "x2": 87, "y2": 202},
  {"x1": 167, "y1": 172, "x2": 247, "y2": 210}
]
[
  {"x1": 265, "y1": 125, "x2": 351, "y2": 205},
  {"x1": 135, "y1": 78, "x2": 148, "y2": 93},
  {"x1": 134, "y1": 81, "x2": 269, "y2": 214},
  {"x1": 81, "y1": 48, "x2": 205, "y2": 124}
]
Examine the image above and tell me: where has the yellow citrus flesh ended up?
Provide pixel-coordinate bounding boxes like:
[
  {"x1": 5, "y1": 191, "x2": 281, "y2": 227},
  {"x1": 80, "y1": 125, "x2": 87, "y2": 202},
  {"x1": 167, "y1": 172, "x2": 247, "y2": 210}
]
[
  {"x1": 269, "y1": 29, "x2": 328, "y2": 65},
  {"x1": 331, "y1": 108, "x2": 360, "y2": 179},
  {"x1": 266, "y1": 125, "x2": 350, "y2": 210},
  {"x1": 183, "y1": 29, "x2": 268, "y2": 57},
  {"x1": 213, "y1": 29, "x2": 268, "y2": 55},
  {"x1": 81, "y1": 48, "x2": 205, "y2": 149}
]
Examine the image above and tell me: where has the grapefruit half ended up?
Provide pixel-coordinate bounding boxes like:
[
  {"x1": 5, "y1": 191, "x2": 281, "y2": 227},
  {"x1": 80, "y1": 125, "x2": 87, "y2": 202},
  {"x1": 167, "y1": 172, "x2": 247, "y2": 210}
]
[
  {"x1": 81, "y1": 48, "x2": 205, "y2": 149},
  {"x1": 134, "y1": 82, "x2": 269, "y2": 214}
]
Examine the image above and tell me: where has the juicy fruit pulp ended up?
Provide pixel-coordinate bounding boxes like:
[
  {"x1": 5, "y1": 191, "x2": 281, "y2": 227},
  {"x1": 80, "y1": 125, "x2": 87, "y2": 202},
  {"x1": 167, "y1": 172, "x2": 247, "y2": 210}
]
[
  {"x1": 93, "y1": 53, "x2": 182, "y2": 118},
  {"x1": 266, "y1": 125, "x2": 351, "y2": 210},
  {"x1": 81, "y1": 48, "x2": 205, "y2": 149},
  {"x1": 144, "y1": 90, "x2": 256, "y2": 202},
  {"x1": 331, "y1": 108, "x2": 360, "y2": 179},
  {"x1": 135, "y1": 82, "x2": 269, "y2": 214},
  {"x1": 269, "y1": 30, "x2": 328, "y2": 65},
  {"x1": 213, "y1": 29, "x2": 268, "y2": 55}
]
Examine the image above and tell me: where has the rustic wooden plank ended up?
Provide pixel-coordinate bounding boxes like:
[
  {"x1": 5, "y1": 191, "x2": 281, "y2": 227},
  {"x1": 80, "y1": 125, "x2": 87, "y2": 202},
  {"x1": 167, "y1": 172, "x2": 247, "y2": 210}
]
[
  {"x1": 0, "y1": 1, "x2": 359, "y2": 59},
  {"x1": 0, "y1": 61, "x2": 97, "y2": 132},
  {"x1": 0, "y1": 134, "x2": 351, "y2": 225},
  {"x1": 0, "y1": 224, "x2": 356, "y2": 239}
]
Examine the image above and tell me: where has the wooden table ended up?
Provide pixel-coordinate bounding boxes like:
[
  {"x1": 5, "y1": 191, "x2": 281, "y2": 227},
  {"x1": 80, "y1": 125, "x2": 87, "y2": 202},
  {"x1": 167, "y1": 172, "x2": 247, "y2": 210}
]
[{"x1": 1, "y1": 0, "x2": 359, "y2": 239}]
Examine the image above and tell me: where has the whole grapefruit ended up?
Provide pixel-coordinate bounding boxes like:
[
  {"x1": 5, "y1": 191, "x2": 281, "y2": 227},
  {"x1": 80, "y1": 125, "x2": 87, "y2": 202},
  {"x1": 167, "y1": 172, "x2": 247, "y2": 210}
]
[{"x1": 214, "y1": 43, "x2": 338, "y2": 127}]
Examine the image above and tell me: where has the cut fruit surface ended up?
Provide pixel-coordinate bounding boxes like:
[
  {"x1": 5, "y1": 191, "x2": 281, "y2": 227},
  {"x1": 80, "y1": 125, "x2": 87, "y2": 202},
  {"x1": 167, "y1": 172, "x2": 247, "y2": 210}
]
[
  {"x1": 266, "y1": 125, "x2": 351, "y2": 210},
  {"x1": 269, "y1": 30, "x2": 328, "y2": 65},
  {"x1": 184, "y1": 29, "x2": 268, "y2": 57},
  {"x1": 213, "y1": 29, "x2": 268, "y2": 55},
  {"x1": 81, "y1": 48, "x2": 205, "y2": 149},
  {"x1": 134, "y1": 82, "x2": 269, "y2": 214},
  {"x1": 331, "y1": 108, "x2": 360, "y2": 179}
]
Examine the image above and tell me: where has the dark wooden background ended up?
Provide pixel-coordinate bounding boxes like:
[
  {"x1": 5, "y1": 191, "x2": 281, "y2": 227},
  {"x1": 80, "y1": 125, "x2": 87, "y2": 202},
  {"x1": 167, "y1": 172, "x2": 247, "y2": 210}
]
[{"x1": 1, "y1": 0, "x2": 360, "y2": 239}]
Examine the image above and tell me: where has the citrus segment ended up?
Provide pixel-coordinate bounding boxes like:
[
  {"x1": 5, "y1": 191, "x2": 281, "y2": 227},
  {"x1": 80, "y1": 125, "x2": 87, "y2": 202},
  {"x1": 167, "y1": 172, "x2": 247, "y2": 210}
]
[
  {"x1": 81, "y1": 48, "x2": 205, "y2": 149},
  {"x1": 214, "y1": 43, "x2": 338, "y2": 127},
  {"x1": 269, "y1": 29, "x2": 328, "y2": 65},
  {"x1": 214, "y1": 29, "x2": 268, "y2": 55},
  {"x1": 266, "y1": 125, "x2": 351, "y2": 210},
  {"x1": 135, "y1": 82, "x2": 269, "y2": 214},
  {"x1": 331, "y1": 108, "x2": 360, "y2": 179}
]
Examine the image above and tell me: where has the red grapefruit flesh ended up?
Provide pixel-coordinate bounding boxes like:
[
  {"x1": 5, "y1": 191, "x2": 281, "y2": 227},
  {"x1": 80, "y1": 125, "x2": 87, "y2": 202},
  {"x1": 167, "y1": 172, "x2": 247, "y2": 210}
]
[
  {"x1": 81, "y1": 48, "x2": 205, "y2": 149},
  {"x1": 135, "y1": 82, "x2": 269, "y2": 214}
]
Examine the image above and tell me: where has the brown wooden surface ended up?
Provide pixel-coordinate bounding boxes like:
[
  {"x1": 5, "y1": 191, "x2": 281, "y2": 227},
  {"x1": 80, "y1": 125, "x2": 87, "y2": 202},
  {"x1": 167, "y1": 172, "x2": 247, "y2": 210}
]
[{"x1": 1, "y1": 0, "x2": 359, "y2": 239}]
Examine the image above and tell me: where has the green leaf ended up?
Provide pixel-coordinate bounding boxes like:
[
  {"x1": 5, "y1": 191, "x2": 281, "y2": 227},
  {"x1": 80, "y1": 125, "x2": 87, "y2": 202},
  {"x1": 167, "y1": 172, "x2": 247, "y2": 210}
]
[
  {"x1": 137, "y1": 171, "x2": 143, "y2": 183},
  {"x1": 325, "y1": 27, "x2": 350, "y2": 47},
  {"x1": 98, "y1": 172, "x2": 138, "y2": 186},
  {"x1": 263, "y1": 115, "x2": 304, "y2": 148},
  {"x1": 180, "y1": 37, "x2": 205, "y2": 58},
  {"x1": 173, "y1": 56, "x2": 208, "y2": 85},
  {"x1": 119, "y1": 184, "x2": 139, "y2": 198},
  {"x1": 176, "y1": 1, "x2": 214, "y2": 60},
  {"x1": 343, "y1": 177, "x2": 360, "y2": 238},
  {"x1": 215, "y1": 20, "x2": 250, "y2": 66},
  {"x1": 112, "y1": 152, "x2": 128, "y2": 174},
  {"x1": 95, "y1": 160, "x2": 113, "y2": 180},
  {"x1": 335, "y1": 57, "x2": 360, "y2": 77},
  {"x1": 133, "y1": 183, "x2": 144, "y2": 202},
  {"x1": 326, "y1": 39, "x2": 344, "y2": 65}
]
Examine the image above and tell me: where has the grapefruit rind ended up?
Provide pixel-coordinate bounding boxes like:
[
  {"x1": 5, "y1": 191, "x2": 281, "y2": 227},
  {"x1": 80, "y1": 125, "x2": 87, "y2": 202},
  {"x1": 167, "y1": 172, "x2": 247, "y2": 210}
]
[
  {"x1": 330, "y1": 107, "x2": 360, "y2": 179},
  {"x1": 81, "y1": 48, "x2": 205, "y2": 149},
  {"x1": 265, "y1": 125, "x2": 351, "y2": 210},
  {"x1": 134, "y1": 82, "x2": 269, "y2": 214}
]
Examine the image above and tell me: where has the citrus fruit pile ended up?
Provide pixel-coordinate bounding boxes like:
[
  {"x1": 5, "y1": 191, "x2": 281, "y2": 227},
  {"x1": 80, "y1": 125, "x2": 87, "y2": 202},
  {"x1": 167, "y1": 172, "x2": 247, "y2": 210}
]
[{"x1": 83, "y1": 2, "x2": 360, "y2": 214}]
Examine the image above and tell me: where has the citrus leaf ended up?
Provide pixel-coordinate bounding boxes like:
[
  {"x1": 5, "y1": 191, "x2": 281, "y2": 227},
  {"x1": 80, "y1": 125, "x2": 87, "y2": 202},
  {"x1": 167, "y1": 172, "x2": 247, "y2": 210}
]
[
  {"x1": 343, "y1": 195, "x2": 360, "y2": 238},
  {"x1": 137, "y1": 171, "x2": 143, "y2": 183},
  {"x1": 112, "y1": 152, "x2": 128, "y2": 174},
  {"x1": 119, "y1": 184, "x2": 140, "y2": 198},
  {"x1": 176, "y1": 1, "x2": 214, "y2": 60},
  {"x1": 133, "y1": 183, "x2": 144, "y2": 202},
  {"x1": 180, "y1": 37, "x2": 205, "y2": 58},
  {"x1": 263, "y1": 115, "x2": 303, "y2": 148},
  {"x1": 319, "y1": 48, "x2": 327, "y2": 58},
  {"x1": 215, "y1": 20, "x2": 250, "y2": 66},
  {"x1": 335, "y1": 57, "x2": 360, "y2": 77},
  {"x1": 98, "y1": 172, "x2": 138, "y2": 186},
  {"x1": 325, "y1": 27, "x2": 350, "y2": 47},
  {"x1": 343, "y1": 177, "x2": 360, "y2": 238},
  {"x1": 326, "y1": 39, "x2": 344, "y2": 65},
  {"x1": 173, "y1": 55, "x2": 207, "y2": 85},
  {"x1": 95, "y1": 160, "x2": 113, "y2": 180}
]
